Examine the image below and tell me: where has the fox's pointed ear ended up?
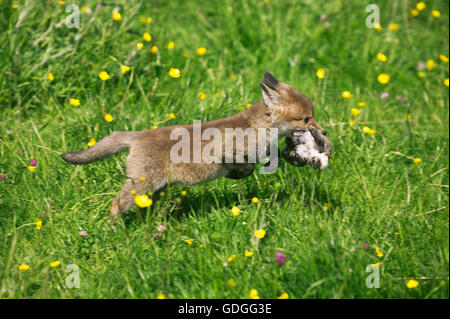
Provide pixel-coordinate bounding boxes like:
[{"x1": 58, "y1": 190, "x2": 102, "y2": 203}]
[
  {"x1": 263, "y1": 71, "x2": 279, "y2": 89},
  {"x1": 259, "y1": 80, "x2": 281, "y2": 108}
]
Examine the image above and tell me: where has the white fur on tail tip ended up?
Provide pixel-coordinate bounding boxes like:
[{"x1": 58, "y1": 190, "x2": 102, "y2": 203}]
[{"x1": 294, "y1": 130, "x2": 329, "y2": 169}]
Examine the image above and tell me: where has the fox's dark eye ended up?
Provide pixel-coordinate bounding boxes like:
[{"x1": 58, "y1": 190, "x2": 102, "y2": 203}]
[{"x1": 303, "y1": 118, "x2": 309, "y2": 123}]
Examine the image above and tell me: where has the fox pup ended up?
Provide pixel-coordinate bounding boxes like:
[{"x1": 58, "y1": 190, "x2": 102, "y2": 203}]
[{"x1": 62, "y1": 71, "x2": 328, "y2": 218}]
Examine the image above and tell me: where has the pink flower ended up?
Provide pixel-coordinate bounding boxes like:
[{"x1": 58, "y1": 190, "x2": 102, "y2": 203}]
[
  {"x1": 363, "y1": 242, "x2": 369, "y2": 250},
  {"x1": 380, "y1": 92, "x2": 389, "y2": 100},
  {"x1": 157, "y1": 224, "x2": 166, "y2": 232},
  {"x1": 0, "y1": 174, "x2": 6, "y2": 180},
  {"x1": 275, "y1": 252, "x2": 286, "y2": 265},
  {"x1": 417, "y1": 61, "x2": 425, "y2": 70},
  {"x1": 79, "y1": 230, "x2": 88, "y2": 236},
  {"x1": 324, "y1": 21, "x2": 330, "y2": 28},
  {"x1": 320, "y1": 14, "x2": 328, "y2": 21},
  {"x1": 29, "y1": 160, "x2": 38, "y2": 167}
]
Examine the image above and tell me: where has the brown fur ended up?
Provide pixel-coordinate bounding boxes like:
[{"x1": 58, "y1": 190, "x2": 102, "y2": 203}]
[{"x1": 62, "y1": 71, "x2": 326, "y2": 218}]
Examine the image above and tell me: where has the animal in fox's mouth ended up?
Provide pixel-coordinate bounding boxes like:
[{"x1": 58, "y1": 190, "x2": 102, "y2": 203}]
[{"x1": 62, "y1": 71, "x2": 331, "y2": 218}]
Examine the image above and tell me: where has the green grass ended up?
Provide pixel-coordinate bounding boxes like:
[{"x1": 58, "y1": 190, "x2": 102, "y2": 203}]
[{"x1": 0, "y1": 0, "x2": 448, "y2": 299}]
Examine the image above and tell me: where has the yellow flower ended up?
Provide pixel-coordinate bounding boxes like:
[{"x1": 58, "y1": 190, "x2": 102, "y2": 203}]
[
  {"x1": 377, "y1": 73, "x2": 390, "y2": 84},
  {"x1": 371, "y1": 262, "x2": 382, "y2": 268},
  {"x1": 376, "y1": 53, "x2": 387, "y2": 62},
  {"x1": 196, "y1": 47, "x2": 207, "y2": 56},
  {"x1": 227, "y1": 279, "x2": 237, "y2": 287},
  {"x1": 181, "y1": 190, "x2": 187, "y2": 196},
  {"x1": 59, "y1": 1, "x2": 65, "y2": 6},
  {"x1": 362, "y1": 126, "x2": 371, "y2": 134},
  {"x1": 186, "y1": 238, "x2": 193, "y2": 245},
  {"x1": 254, "y1": 229, "x2": 266, "y2": 239},
  {"x1": 143, "y1": 32, "x2": 151, "y2": 42},
  {"x1": 431, "y1": 10, "x2": 441, "y2": 18},
  {"x1": 156, "y1": 293, "x2": 166, "y2": 299},
  {"x1": 12, "y1": 3, "x2": 18, "y2": 9},
  {"x1": 249, "y1": 289, "x2": 259, "y2": 299},
  {"x1": 134, "y1": 194, "x2": 153, "y2": 208},
  {"x1": 168, "y1": 68, "x2": 181, "y2": 78},
  {"x1": 357, "y1": 102, "x2": 366, "y2": 107},
  {"x1": 368, "y1": 129, "x2": 377, "y2": 136},
  {"x1": 167, "y1": 41, "x2": 175, "y2": 50},
  {"x1": 151, "y1": 125, "x2": 158, "y2": 129},
  {"x1": 251, "y1": 197, "x2": 259, "y2": 203},
  {"x1": 112, "y1": 11, "x2": 122, "y2": 21},
  {"x1": 246, "y1": 103, "x2": 252, "y2": 109},
  {"x1": 50, "y1": 261, "x2": 61, "y2": 268},
  {"x1": 151, "y1": 46, "x2": 158, "y2": 54},
  {"x1": 245, "y1": 251, "x2": 254, "y2": 257},
  {"x1": 88, "y1": 138, "x2": 96, "y2": 147},
  {"x1": 231, "y1": 206, "x2": 240, "y2": 217},
  {"x1": 351, "y1": 108, "x2": 361, "y2": 116},
  {"x1": 227, "y1": 254, "x2": 237, "y2": 263},
  {"x1": 136, "y1": 42, "x2": 144, "y2": 50},
  {"x1": 121, "y1": 65, "x2": 131, "y2": 74},
  {"x1": 140, "y1": 17, "x2": 153, "y2": 24},
  {"x1": 35, "y1": 218, "x2": 42, "y2": 230},
  {"x1": 373, "y1": 22, "x2": 382, "y2": 31},
  {"x1": 323, "y1": 202, "x2": 332, "y2": 210},
  {"x1": 81, "y1": 6, "x2": 91, "y2": 14},
  {"x1": 139, "y1": 176, "x2": 146, "y2": 182},
  {"x1": 418, "y1": 72, "x2": 425, "y2": 78},
  {"x1": 104, "y1": 113, "x2": 113, "y2": 122},
  {"x1": 278, "y1": 292, "x2": 289, "y2": 299},
  {"x1": 130, "y1": 189, "x2": 136, "y2": 195},
  {"x1": 349, "y1": 119, "x2": 356, "y2": 126},
  {"x1": 18, "y1": 264, "x2": 30, "y2": 272},
  {"x1": 199, "y1": 244, "x2": 204, "y2": 248},
  {"x1": 388, "y1": 23, "x2": 399, "y2": 31},
  {"x1": 440, "y1": 55, "x2": 449, "y2": 63},
  {"x1": 28, "y1": 166, "x2": 37, "y2": 172},
  {"x1": 375, "y1": 247, "x2": 383, "y2": 257},
  {"x1": 406, "y1": 279, "x2": 419, "y2": 289},
  {"x1": 316, "y1": 68, "x2": 325, "y2": 79},
  {"x1": 416, "y1": 2, "x2": 426, "y2": 11},
  {"x1": 342, "y1": 91, "x2": 352, "y2": 99},
  {"x1": 48, "y1": 72, "x2": 54, "y2": 81},
  {"x1": 445, "y1": 78, "x2": 449, "y2": 87},
  {"x1": 166, "y1": 113, "x2": 176, "y2": 119},
  {"x1": 99, "y1": 71, "x2": 110, "y2": 81},
  {"x1": 199, "y1": 92, "x2": 207, "y2": 100},
  {"x1": 410, "y1": 8, "x2": 419, "y2": 17},
  {"x1": 413, "y1": 157, "x2": 422, "y2": 164},
  {"x1": 69, "y1": 98, "x2": 80, "y2": 106},
  {"x1": 427, "y1": 59, "x2": 435, "y2": 70}
]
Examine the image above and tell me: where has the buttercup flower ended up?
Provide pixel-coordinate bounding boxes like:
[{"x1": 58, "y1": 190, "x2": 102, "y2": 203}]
[
  {"x1": 59, "y1": 1, "x2": 65, "y2": 6},
  {"x1": 48, "y1": 72, "x2": 54, "y2": 81},
  {"x1": 50, "y1": 261, "x2": 61, "y2": 268},
  {"x1": 35, "y1": 218, "x2": 42, "y2": 230},
  {"x1": 69, "y1": 98, "x2": 80, "y2": 106},
  {"x1": 413, "y1": 158, "x2": 422, "y2": 164},
  {"x1": 81, "y1": 6, "x2": 91, "y2": 14},
  {"x1": 445, "y1": 79, "x2": 449, "y2": 87},
  {"x1": 199, "y1": 92, "x2": 206, "y2": 100},
  {"x1": 251, "y1": 197, "x2": 259, "y2": 203},
  {"x1": 375, "y1": 247, "x2": 383, "y2": 257},
  {"x1": 18, "y1": 264, "x2": 30, "y2": 272},
  {"x1": 227, "y1": 254, "x2": 237, "y2": 263},
  {"x1": 275, "y1": 252, "x2": 286, "y2": 265},
  {"x1": 134, "y1": 194, "x2": 152, "y2": 208},
  {"x1": 136, "y1": 42, "x2": 144, "y2": 50},
  {"x1": 245, "y1": 251, "x2": 254, "y2": 257},
  {"x1": 151, "y1": 46, "x2": 158, "y2": 54},
  {"x1": 377, "y1": 73, "x2": 390, "y2": 84},
  {"x1": 99, "y1": 71, "x2": 110, "y2": 81},
  {"x1": 246, "y1": 103, "x2": 252, "y2": 108},
  {"x1": 388, "y1": 23, "x2": 399, "y2": 31},
  {"x1": 278, "y1": 293, "x2": 289, "y2": 299},
  {"x1": 427, "y1": 59, "x2": 435, "y2": 70},
  {"x1": 112, "y1": 11, "x2": 122, "y2": 21},
  {"x1": 181, "y1": 190, "x2": 187, "y2": 196},
  {"x1": 121, "y1": 65, "x2": 131, "y2": 74},
  {"x1": 249, "y1": 289, "x2": 259, "y2": 299},
  {"x1": 432, "y1": 10, "x2": 441, "y2": 18},
  {"x1": 371, "y1": 262, "x2": 382, "y2": 268},
  {"x1": 417, "y1": 72, "x2": 425, "y2": 78},
  {"x1": 440, "y1": 55, "x2": 449, "y2": 63},
  {"x1": 351, "y1": 108, "x2": 361, "y2": 116},
  {"x1": 231, "y1": 206, "x2": 240, "y2": 217},
  {"x1": 196, "y1": 47, "x2": 207, "y2": 56},
  {"x1": 12, "y1": 3, "x2": 18, "y2": 9},
  {"x1": 157, "y1": 293, "x2": 166, "y2": 299},
  {"x1": 167, "y1": 41, "x2": 175, "y2": 50},
  {"x1": 130, "y1": 189, "x2": 137, "y2": 195},
  {"x1": 104, "y1": 113, "x2": 113, "y2": 122},
  {"x1": 342, "y1": 91, "x2": 352, "y2": 99},
  {"x1": 254, "y1": 229, "x2": 266, "y2": 239},
  {"x1": 88, "y1": 138, "x2": 96, "y2": 147},
  {"x1": 406, "y1": 279, "x2": 419, "y2": 288},
  {"x1": 143, "y1": 32, "x2": 151, "y2": 42},
  {"x1": 377, "y1": 53, "x2": 387, "y2": 62},
  {"x1": 410, "y1": 8, "x2": 419, "y2": 16},
  {"x1": 416, "y1": 2, "x2": 426, "y2": 11},
  {"x1": 373, "y1": 23, "x2": 382, "y2": 31},
  {"x1": 166, "y1": 113, "x2": 176, "y2": 119},
  {"x1": 316, "y1": 68, "x2": 325, "y2": 79},
  {"x1": 168, "y1": 68, "x2": 181, "y2": 78},
  {"x1": 151, "y1": 125, "x2": 158, "y2": 130},
  {"x1": 140, "y1": 17, "x2": 152, "y2": 24},
  {"x1": 186, "y1": 238, "x2": 193, "y2": 245},
  {"x1": 227, "y1": 278, "x2": 237, "y2": 287},
  {"x1": 357, "y1": 102, "x2": 366, "y2": 107}
]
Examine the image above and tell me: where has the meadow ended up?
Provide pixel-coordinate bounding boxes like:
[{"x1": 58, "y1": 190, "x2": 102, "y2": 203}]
[{"x1": 0, "y1": 0, "x2": 448, "y2": 299}]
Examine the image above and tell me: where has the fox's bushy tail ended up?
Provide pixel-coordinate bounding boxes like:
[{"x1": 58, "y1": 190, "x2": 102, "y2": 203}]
[{"x1": 62, "y1": 131, "x2": 143, "y2": 164}]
